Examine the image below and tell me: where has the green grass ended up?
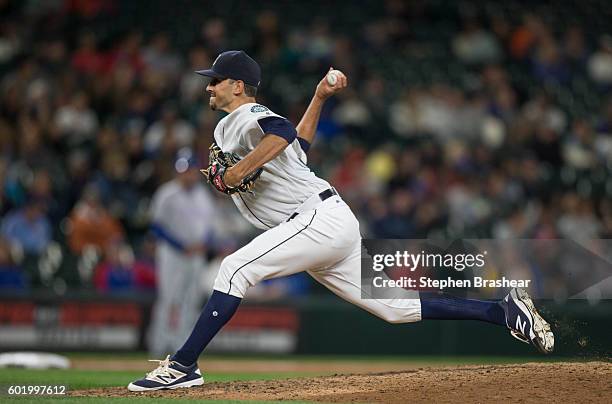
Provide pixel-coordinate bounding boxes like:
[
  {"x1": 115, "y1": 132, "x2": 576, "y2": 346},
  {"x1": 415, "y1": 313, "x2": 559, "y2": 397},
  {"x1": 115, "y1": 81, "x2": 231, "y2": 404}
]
[
  {"x1": 56, "y1": 352, "x2": 570, "y2": 363},
  {"x1": 0, "y1": 368, "x2": 324, "y2": 390}
]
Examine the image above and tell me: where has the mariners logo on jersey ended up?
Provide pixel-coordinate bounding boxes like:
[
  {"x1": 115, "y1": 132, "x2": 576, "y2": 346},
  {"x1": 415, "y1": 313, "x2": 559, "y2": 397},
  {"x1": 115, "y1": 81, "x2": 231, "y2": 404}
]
[{"x1": 250, "y1": 104, "x2": 269, "y2": 113}]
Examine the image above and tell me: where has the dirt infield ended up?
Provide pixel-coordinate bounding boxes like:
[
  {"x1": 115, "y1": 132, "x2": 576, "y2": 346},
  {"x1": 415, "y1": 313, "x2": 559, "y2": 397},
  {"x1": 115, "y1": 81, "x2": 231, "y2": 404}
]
[{"x1": 74, "y1": 361, "x2": 611, "y2": 403}]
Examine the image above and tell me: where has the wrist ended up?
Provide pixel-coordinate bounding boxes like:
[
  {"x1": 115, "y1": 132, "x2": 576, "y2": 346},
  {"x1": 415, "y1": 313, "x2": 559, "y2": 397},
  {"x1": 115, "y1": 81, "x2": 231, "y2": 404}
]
[
  {"x1": 224, "y1": 166, "x2": 241, "y2": 187},
  {"x1": 313, "y1": 93, "x2": 327, "y2": 102},
  {"x1": 313, "y1": 85, "x2": 331, "y2": 100}
]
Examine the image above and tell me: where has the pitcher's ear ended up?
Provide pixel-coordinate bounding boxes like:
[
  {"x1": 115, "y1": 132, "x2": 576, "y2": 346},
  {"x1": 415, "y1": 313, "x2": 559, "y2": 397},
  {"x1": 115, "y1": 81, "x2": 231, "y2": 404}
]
[{"x1": 233, "y1": 80, "x2": 245, "y2": 96}]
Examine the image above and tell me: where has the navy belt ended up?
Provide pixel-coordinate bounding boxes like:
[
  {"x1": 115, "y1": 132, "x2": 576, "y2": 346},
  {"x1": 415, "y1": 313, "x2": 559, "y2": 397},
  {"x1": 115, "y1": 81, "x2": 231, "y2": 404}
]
[
  {"x1": 318, "y1": 187, "x2": 338, "y2": 201},
  {"x1": 287, "y1": 188, "x2": 338, "y2": 221}
]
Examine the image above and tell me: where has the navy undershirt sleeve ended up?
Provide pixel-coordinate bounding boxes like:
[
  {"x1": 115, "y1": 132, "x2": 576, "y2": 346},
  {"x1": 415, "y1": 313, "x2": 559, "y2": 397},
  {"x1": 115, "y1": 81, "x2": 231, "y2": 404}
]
[
  {"x1": 258, "y1": 116, "x2": 297, "y2": 144},
  {"x1": 297, "y1": 137, "x2": 311, "y2": 153},
  {"x1": 150, "y1": 223, "x2": 185, "y2": 252}
]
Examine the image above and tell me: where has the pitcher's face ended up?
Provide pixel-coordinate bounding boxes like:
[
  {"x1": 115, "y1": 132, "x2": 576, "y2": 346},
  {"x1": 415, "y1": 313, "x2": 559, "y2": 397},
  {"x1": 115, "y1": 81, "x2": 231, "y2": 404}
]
[{"x1": 206, "y1": 78, "x2": 231, "y2": 111}]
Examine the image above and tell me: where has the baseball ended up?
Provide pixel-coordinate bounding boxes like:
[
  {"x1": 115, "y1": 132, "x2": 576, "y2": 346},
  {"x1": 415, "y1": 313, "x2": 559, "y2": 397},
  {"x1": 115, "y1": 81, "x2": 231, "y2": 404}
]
[{"x1": 326, "y1": 71, "x2": 338, "y2": 86}]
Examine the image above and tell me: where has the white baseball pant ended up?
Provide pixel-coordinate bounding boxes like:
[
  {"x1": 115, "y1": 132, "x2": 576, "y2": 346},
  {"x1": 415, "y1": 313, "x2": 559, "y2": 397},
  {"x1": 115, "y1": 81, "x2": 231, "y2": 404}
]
[
  {"x1": 148, "y1": 247, "x2": 208, "y2": 355},
  {"x1": 213, "y1": 195, "x2": 421, "y2": 323}
]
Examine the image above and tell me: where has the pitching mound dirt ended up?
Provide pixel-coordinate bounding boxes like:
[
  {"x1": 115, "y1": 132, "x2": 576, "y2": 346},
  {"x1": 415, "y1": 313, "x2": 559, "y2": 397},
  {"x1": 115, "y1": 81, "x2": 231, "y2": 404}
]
[{"x1": 74, "y1": 361, "x2": 611, "y2": 403}]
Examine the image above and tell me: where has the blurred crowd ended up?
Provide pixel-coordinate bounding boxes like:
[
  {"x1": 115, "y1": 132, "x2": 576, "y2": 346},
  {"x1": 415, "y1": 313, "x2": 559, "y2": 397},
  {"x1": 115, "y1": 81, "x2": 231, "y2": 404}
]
[{"x1": 0, "y1": 0, "x2": 611, "y2": 294}]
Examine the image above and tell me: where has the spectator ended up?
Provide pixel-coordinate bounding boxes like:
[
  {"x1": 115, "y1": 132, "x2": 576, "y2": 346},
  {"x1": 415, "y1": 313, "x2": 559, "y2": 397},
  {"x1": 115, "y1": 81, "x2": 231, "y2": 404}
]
[
  {"x1": 64, "y1": 150, "x2": 92, "y2": 212},
  {"x1": 596, "y1": 98, "x2": 612, "y2": 135},
  {"x1": 0, "y1": 236, "x2": 25, "y2": 290},
  {"x1": 71, "y1": 31, "x2": 104, "y2": 76},
  {"x1": 563, "y1": 119, "x2": 597, "y2": 170},
  {"x1": 306, "y1": 19, "x2": 333, "y2": 63},
  {"x1": 531, "y1": 36, "x2": 570, "y2": 84},
  {"x1": 521, "y1": 93, "x2": 567, "y2": 134},
  {"x1": 373, "y1": 189, "x2": 416, "y2": 238},
  {"x1": 53, "y1": 91, "x2": 99, "y2": 148},
  {"x1": 493, "y1": 204, "x2": 538, "y2": 239},
  {"x1": 0, "y1": 21, "x2": 22, "y2": 64},
  {"x1": 509, "y1": 13, "x2": 546, "y2": 60},
  {"x1": 332, "y1": 89, "x2": 371, "y2": 136},
  {"x1": 104, "y1": 30, "x2": 144, "y2": 75},
  {"x1": 389, "y1": 89, "x2": 422, "y2": 137},
  {"x1": 200, "y1": 18, "x2": 227, "y2": 55},
  {"x1": 588, "y1": 35, "x2": 612, "y2": 86},
  {"x1": 563, "y1": 26, "x2": 589, "y2": 67},
  {"x1": 0, "y1": 157, "x2": 10, "y2": 216},
  {"x1": 557, "y1": 194, "x2": 601, "y2": 240},
  {"x1": 600, "y1": 199, "x2": 612, "y2": 239},
  {"x1": 93, "y1": 241, "x2": 155, "y2": 293},
  {"x1": 67, "y1": 184, "x2": 124, "y2": 254},
  {"x1": 488, "y1": 83, "x2": 518, "y2": 125},
  {"x1": 252, "y1": 10, "x2": 282, "y2": 62},
  {"x1": 180, "y1": 46, "x2": 211, "y2": 106},
  {"x1": 143, "y1": 102, "x2": 195, "y2": 156},
  {"x1": 331, "y1": 146, "x2": 367, "y2": 195},
  {"x1": 446, "y1": 179, "x2": 491, "y2": 232},
  {"x1": 142, "y1": 33, "x2": 182, "y2": 80},
  {"x1": 452, "y1": 19, "x2": 502, "y2": 65},
  {"x1": 27, "y1": 168, "x2": 64, "y2": 226},
  {"x1": 1, "y1": 198, "x2": 51, "y2": 255},
  {"x1": 133, "y1": 234, "x2": 157, "y2": 290},
  {"x1": 418, "y1": 85, "x2": 464, "y2": 141},
  {"x1": 6, "y1": 118, "x2": 65, "y2": 206},
  {"x1": 91, "y1": 149, "x2": 140, "y2": 222},
  {"x1": 39, "y1": 38, "x2": 68, "y2": 73}
]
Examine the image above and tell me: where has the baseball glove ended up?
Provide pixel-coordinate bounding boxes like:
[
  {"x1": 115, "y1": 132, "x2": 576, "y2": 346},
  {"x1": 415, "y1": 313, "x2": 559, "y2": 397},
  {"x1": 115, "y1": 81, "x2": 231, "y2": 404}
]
[{"x1": 200, "y1": 142, "x2": 263, "y2": 194}]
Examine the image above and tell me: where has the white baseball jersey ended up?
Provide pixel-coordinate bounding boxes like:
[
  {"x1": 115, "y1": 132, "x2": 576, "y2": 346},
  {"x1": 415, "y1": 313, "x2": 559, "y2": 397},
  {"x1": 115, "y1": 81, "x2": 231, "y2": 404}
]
[
  {"x1": 210, "y1": 101, "x2": 421, "y2": 324},
  {"x1": 151, "y1": 179, "x2": 216, "y2": 247},
  {"x1": 213, "y1": 102, "x2": 331, "y2": 229}
]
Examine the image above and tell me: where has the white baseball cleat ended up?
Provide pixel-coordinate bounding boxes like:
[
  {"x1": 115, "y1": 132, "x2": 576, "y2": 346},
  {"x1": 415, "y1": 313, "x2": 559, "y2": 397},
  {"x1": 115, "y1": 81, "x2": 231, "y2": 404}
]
[
  {"x1": 501, "y1": 288, "x2": 555, "y2": 354},
  {"x1": 127, "y1": 355, "x2": 204, "y2": 392}
]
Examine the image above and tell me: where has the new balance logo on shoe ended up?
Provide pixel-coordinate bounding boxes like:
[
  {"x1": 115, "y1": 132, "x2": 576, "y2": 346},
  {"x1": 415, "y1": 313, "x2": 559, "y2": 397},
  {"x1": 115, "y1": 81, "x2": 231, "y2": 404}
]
[
  {"x1": 515, "y1": 316, "x2": 527, "y2": 335},
  {"x1": 156, "y1": 373, "x2": 177, "y2": 384}
]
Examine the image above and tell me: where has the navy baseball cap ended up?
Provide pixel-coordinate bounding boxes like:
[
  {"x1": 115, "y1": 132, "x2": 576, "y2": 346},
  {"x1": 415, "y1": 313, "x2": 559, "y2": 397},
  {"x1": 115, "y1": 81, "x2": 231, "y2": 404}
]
[{"x1": 196, "y1": 50, "x2": 261, "y2": 88}]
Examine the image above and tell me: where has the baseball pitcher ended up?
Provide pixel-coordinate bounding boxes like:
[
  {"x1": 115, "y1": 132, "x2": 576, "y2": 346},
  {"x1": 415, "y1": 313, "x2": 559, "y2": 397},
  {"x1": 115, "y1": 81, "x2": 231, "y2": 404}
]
[{"x1": 129, "y1": 50, "x2": 554, "y2": 391}]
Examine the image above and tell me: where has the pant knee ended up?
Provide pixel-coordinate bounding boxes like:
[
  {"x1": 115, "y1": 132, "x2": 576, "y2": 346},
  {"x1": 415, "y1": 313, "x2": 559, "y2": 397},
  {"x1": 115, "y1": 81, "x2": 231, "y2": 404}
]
[
  {"x1": 378, "y1": 311, "x2": 408, "y2": 324},
  {"x1": 363, "y1": 301, "x2": 422, "y2": 324},
  {"x1": 213, "y1": 254, "x2": 251, "y2": 298}
]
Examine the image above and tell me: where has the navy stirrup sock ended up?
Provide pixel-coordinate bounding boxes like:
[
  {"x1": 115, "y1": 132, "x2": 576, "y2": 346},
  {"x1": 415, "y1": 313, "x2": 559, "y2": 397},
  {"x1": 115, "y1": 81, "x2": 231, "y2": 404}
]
[
  {"x1": 172, "y1": 291, "x2": 505, "y2": 366},
  {"x1": 172, "y1": 290, "x2": 242, "y2": 366},
  {"x1": 420, "y1": 292, "x2": 506, "y2": 326}
]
